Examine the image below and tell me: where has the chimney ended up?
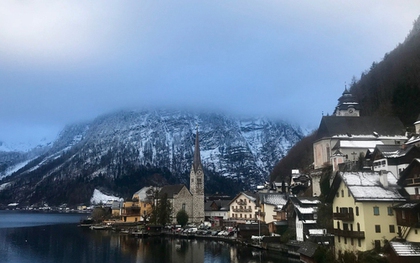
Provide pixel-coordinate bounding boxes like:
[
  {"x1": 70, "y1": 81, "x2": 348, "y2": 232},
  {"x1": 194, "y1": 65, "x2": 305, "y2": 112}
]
[{"x1": 379, "y1": 170, "x2": 388, "y2": 188}]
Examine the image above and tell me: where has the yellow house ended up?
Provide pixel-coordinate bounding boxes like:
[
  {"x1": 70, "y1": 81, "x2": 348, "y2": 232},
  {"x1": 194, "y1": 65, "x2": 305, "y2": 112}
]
[
  {"x1": 328, "y1": 171, "x2": 405, "y2": 256},
  {"x1": 119, "y1": 186, "x2": 156, "y2": 223}
]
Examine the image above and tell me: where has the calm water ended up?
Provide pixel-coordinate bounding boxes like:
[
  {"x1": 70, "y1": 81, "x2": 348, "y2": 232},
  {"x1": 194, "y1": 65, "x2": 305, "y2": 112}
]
[{"x1": 0, "y1": 211, "x2": 297, "y2": 263}]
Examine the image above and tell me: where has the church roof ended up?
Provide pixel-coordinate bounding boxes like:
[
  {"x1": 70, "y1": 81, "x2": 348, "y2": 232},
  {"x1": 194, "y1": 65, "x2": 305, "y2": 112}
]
[
  {"x1": 159, "y1": 184, "x2": 189, "y2": 198},
  {"x1": 316, "y1": 116, "x2": 406, "y2": 140},
  {"x1": 334, "y1": 88, "x2": 361, "y2": 112}
]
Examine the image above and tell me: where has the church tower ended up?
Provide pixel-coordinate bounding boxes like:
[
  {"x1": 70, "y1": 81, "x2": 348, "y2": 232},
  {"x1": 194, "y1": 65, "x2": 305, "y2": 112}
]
[
  {"x1": 190, "y1": 127, "x2": 205, "y2": 223},
  {"x1": 333, "y1": 87, "x2": 360, "y2": 117}
]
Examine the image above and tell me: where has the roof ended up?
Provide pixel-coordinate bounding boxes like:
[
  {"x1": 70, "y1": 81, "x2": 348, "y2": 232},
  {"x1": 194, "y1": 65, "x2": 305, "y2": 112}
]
[
  {"x1": 159, "y1": 184, "x2": 189, "y2": 198},
  {"x1": 373, "y1": 144, "x2": 417, "y2": 159},
  {"x1": 337, "y1": 171, "x2": 405, "y2": 202},
  {"x1": 258, "y1": 193, "x2": 288, "y2": 207},
  {"x1": 390, "y1": 241, "x2": 420, "y2": 257},
  {"x1": 204, "y1": 199, "x2": 230, "y2": 211},
  {"x1": 228, "y1": 191, "x2": 258, "y2": 206},
  {"x1": 332, "y1": 140, "x2": 383, "y2": 150},
  {"x1": 316, "y1": 116, "x2": 406, "y2": 141},
  {"x1": 297, "y1": 241, "x2": 319, "y2": 258},
  {"x1": 133, "y1": 186, "x2": 158, "y2": 201}
]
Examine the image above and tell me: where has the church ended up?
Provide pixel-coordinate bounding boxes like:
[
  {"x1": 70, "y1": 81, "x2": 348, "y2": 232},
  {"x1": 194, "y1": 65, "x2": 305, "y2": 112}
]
[
  {"x1": 313, "y1": 88, "x2": 407, "y2": 172},
  {"x1": 158, "y1": 128, "x2": 205, "y2": 224}
]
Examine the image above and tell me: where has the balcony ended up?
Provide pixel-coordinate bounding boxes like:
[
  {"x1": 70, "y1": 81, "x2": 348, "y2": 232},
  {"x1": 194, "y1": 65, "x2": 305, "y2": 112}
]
[
  {"x1": 333, "y1": 212, "x2": 354, "y2": 221},
  {"x1": 331, "y1": 228, "x2": 365, "y2": 239},
  {"x1": 405, "y1": 178, "x2": 420, "y2": 186},
  {"x1": 236, "y1": 200, "x2": 247, "y2": 205},
  {"x1": 232, "y1": 208, "x2": 252, "y2": 212}
]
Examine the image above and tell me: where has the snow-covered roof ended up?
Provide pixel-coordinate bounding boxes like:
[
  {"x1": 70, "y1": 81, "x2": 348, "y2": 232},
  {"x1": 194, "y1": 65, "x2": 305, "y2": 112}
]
[
  {"x1": 259, "y1": 193, "x2": 287, "y2": 206},
  {"x1": 333, "y1": 140, "x2": 383, "y2": 150},
  {"x1": 133, "y1": 186, "x2": 157, "y2": 201},
  {"x1": 341, "y1": 172, "x2": 405, "y2": 202},
  {"x1": 294, "y1": 203, "x2": 317, "y2": 215},
  {"x1": 390, "y1": 241, "x2": 420, "y2": 257}
]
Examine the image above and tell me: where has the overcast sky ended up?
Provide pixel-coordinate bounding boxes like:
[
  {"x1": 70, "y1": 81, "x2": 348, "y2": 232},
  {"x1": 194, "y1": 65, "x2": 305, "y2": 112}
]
[{"x1": 1, "y1": 1, "x2": 420, "y2": 145}]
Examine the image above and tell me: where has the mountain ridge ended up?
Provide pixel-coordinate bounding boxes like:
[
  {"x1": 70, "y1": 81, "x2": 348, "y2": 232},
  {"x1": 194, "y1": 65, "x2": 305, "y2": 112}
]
[{"x1": 0, "y1": 109, "x2": 304, "y2": 206}]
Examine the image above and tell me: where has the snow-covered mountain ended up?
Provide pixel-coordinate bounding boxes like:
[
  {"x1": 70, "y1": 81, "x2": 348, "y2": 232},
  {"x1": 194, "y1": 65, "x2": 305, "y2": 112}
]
[{"x1": 0, "y1": 109, "x2": 304, "y2": 206}]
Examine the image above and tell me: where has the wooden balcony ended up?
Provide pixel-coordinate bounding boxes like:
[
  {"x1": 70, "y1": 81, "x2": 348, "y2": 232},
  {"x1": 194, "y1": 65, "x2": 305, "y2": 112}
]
[
  {"x1": 331, "y1": 228, "x2": 365, "y2": 239},
  {"x1": 333, "y1": 212, "x2": 354, "y2": 221},
  {"x1": 232, "y1": 208, "x2": 252, "y2": 212},
  {"x1": 404, "y1": 178, "x2": 420, "y2": 186}
]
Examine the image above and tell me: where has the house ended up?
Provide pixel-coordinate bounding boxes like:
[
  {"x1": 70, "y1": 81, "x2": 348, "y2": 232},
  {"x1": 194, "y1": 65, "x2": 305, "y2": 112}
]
[
  {"x1": 327, "y1": 171, "x2": 405, "y2": 256},
  {"x1": 370, "y1": 145, "x2": 420, "y2": 178},
  {"x1": 228, "y1": 192, "x2": 259, "y2": 223},
  {"x1": 204, "y1": 199, "x2": 230, "y2": 227},
  {"x1": 393, "y1": 159, "x2": 420, "y2": 242},
  {"x1": 258, "y1": 192, "x2": 288, "y2": 224},
  {"x1": 313, "y1": 89, "x2": 406, "y2": 171},
  {"x1": 282, "y1": 196, "x2": 320, "y2": 242}
]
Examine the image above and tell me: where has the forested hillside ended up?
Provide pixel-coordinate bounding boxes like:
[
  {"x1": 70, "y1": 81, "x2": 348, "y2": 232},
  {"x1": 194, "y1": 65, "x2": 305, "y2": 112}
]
[{"x1": 270, "y1": 15, "x2": 420, "y2": 182}]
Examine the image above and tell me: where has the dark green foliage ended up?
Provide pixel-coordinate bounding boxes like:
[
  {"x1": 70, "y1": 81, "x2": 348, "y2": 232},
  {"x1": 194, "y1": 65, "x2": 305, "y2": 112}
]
[
  {"x1": 91, "y1": 207, "x2": 111, "y2": 222},
  {"x1": 313, "y1": 246, "x2": 335, "y2": 263},
  {"x1": 176, "y1": 209, "x2": 189, "y2": 227},
  {"x1": 150, "y1": 193, "x2": 172, "y2": 226},
  {"x1": 350, "y1": 19, "x2": 420, "y2": 127},
  {"x1": 270, "y1": 131, "x2": 316, "y2": 182}
]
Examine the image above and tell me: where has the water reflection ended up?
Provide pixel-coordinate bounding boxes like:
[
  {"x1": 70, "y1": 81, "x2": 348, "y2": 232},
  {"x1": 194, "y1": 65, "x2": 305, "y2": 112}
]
[{"x1": 0, "y1": 222, "x2": 297, "y2": 263}]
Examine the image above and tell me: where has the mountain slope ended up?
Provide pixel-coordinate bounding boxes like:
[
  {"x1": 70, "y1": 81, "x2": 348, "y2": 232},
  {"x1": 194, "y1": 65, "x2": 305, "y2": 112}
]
[{"x1": 0, "y1": 110, "x2": 303, "y2": 206}]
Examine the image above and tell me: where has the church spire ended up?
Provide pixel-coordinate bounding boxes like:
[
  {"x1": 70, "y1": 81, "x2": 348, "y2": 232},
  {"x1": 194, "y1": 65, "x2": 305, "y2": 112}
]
[{"x1": 193, "y1": 126, "x2": 202, "y2": 172}]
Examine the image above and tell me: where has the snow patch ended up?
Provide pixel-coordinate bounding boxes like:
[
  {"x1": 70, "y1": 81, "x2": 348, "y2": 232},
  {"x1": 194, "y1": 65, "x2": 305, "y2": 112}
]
[{"x1": 90, "y1": 189, "x2": 123, "y2": 205}]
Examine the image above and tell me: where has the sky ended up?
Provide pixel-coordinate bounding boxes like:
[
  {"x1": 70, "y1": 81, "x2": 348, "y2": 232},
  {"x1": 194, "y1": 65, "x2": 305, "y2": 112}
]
[{"x1": 1, "y1": 1, "x2": 420, "y2": 147}]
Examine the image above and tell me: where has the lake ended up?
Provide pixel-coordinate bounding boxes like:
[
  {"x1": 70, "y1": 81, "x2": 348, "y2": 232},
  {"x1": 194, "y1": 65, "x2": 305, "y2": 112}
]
[{"x1": 0, "y1": 211, "x2": 298, "y2": 263}]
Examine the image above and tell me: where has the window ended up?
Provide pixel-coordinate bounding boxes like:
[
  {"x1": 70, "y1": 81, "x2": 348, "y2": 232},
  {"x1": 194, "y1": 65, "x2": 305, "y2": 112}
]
[
  {"x1": 357, "y1": 223, "x2": 360, "y2": 232},
  {"x1": 402, "y1": 210, "x2": 406, "y2": 220},
  {"x1": 337, "y1": 221, "x2": 340, "y2": 230},
  {"x1": 375, "y1": 225, "x2": 381, "y2": 233},
  {"x1": 416, "y1": 188, "x2": 419, "y2": 195},
  {"x1": 358, "y1": 238, "x2": 361, "y2": 247},
  {"x1": 416, "y1": 229, "x2": 418, "y2": 235},
  {"x1": 350, "y1": 238, "x2": 354, "y2": 245},
  {"x1": 355, "y1": 206, "x2": 359, "y2": 216},
  {"x1": 348, "y1": 190, "x2": 351, "y2": 197},
  {"x1": 182, "y1": 203, "x2": 186, "y2": 211},
  {"x1": 387, "y1": 207, "x2": 393, "y2": 216},
  {"x1": 341, "y1": 190, "x2": 344, "y2": 197},
  {"x1": 336, "y1": 192, "x2": 339, "y2": 198},
  {"x1": 373, "y1": 206, "x2": 380, "y2": 215},
  {"x1": 389, "y1": 225, "x2": 395, "y2": 233},
  {"x1": 344, "y1": 237, "x2": 347, "y2": 244}
]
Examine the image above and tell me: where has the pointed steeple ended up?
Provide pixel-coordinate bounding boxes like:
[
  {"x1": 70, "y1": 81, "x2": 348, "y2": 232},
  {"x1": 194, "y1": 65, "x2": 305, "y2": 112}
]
[{"x1": 193, "y1": 126, "x2": 202, "y2": 172}]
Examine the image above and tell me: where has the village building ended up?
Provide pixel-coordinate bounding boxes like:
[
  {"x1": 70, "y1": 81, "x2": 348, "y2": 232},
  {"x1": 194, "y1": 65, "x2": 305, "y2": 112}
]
[
  {"x1": 313, "y1": 88, "x2": 406, "y2": 172},
  {"x1": 282, "y1": 196, "x2": 320, "y2": 242},
  {"x1": 228, "y1": 192, "x2": 259, "y2": 223},
  {"x1": 393, "y1": 159, "x2": 420, "y2": 242},
  {"x1": 327, "y1": 171, "x2": 405, "y2": 256},
  {"x1": 204, "y1": 199, "x2": 230, "y2": 227},
  {"x1": 370, "y1": 144, "x2": 420, "y2": 178}
]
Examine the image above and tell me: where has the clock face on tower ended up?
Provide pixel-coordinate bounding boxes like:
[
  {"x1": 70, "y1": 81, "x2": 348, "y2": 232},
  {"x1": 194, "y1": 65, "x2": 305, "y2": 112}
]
[{"x1": 348, "y1": 109, "x2": 354, "y2": 114}]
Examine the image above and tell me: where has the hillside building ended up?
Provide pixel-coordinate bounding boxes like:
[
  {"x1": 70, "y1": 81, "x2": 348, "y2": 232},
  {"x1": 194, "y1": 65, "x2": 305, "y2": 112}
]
[
  {"x1": 313, "y1": 89, "x2": 406, "y2": 171},
  {"x1": 328, "y1": 171, "x2": 405, "y2": 256}
]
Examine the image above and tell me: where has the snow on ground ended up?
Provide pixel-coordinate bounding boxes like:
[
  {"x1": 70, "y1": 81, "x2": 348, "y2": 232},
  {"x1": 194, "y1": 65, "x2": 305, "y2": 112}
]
[{"x1": 90, "y1": 189, "x2": 123, "y2": 205}]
